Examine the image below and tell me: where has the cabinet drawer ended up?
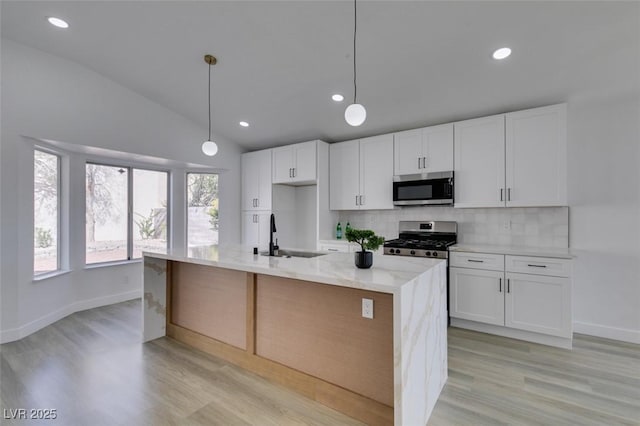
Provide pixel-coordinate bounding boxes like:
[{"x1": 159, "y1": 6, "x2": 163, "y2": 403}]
[
  {"x1": 450, "y1": 252, "x2": 504, "y2": 271},
  {"x1": 505, "y1": 256, "x2": 571, "y2": 278},
  {"x1": 318, "y1": 241, "x2": 352, "y2": 253}
]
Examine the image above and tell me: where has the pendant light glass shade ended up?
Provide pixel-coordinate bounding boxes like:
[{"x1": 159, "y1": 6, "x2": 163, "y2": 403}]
[
  {"x1": 345, "y1": 103, "x2": 366, "y2": 127},
  {"x1": 201, "y1": 140, "x2": 218, "y2": 156}
]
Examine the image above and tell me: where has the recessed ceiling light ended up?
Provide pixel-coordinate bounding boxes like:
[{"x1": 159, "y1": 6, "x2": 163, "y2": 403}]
[
  {"x1": 47, "y1": 17, "x2": 69, "y2": 29},
  {"x1": 332, "y1": 94, "x2": 344, "y2": 102},
  {"x1": 492, "y1": 47, "x2": 512, "y2": 60},
  {"x1": 239, "y1": 121, "x2": 249, "y2": 127}
]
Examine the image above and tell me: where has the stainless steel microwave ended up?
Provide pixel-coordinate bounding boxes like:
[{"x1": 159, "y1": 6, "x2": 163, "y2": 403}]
[{"x1": 393, "y1": 171, "x2": 454, "y2": 206}]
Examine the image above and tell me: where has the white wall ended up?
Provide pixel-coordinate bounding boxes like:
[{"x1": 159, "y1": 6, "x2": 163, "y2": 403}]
[
  {"x1": 0, "y1": 39, "x2": 243, "y2": 342},
  {"x1": 568, "y1": 93, "x2": 640, "y2": 343}
]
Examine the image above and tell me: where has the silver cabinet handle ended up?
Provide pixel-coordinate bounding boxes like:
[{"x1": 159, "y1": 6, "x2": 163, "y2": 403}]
[
  {"x1": 500, "y1": 188, "x2": 504, "y2": 201},
  {"x1": 359, "y1": 195, "x2": 364, "y2": 205},
  {"x1": 418, "y1": 157, "x2": 421, "y2": 169},
  {"x1": 508, "y1": 187, "x2": 511, "y2": 201},
  {"x1": 293, "y1": 168, "x2": 296, "y2": 178},
  {"x1": 355, "y1": 195, "x2": 359, "y2": 206},
  {"x1": 499, "y1": 278, "x2": 502, "y2": 293},
  {"x1": 467, "y1": 259, "x2": 484, "y2": 263},
  {"x1": 527, "y1": 264, "x2": 547, "y2": 268},
  {"x1": 327, "y1": 248, "x2": 339, "y2": 252},
  {"x1": 422, "y1": 157, "x2": 427, "y2": 168},
  {"x1": 507, "y1": 278, "x2": 511, "y2": 293},
  {"x1": 256, "y1": 198, "x2": 259, "y2": 208}
]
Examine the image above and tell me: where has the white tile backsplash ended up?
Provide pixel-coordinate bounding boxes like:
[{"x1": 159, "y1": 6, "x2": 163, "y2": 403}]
[{"x1": 338, "y1": 207, "x2": 569, "y2": 248}]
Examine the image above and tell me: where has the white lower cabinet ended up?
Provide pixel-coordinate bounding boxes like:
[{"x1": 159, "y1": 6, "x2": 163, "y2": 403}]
[
  {"x1": 505, "y1": 272, "x2": 571, "y2": 338},
  {"x1": 242, "y1": 211, "x2": 272, "y2": 250},
  {"x1": 450, "y1": 267, "x2": 504, "y2": 326},
  {"x1": 450, "y1": 251, "x2": 573, "y2": 345}
]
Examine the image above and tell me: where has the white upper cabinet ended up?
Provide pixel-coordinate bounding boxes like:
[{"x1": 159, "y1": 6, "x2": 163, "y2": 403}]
[
  {"x1": 242, "y1": 149, "x2": 272, "y2": 211},
  {"x1": 454, "y1": 115, "x2": 506, "y2": 208},
  {"x1": 329, "y1": 140, "x2": 360, "y2": 210},
  {"x1": 329, "y1": 134, "x2": 394, "y2": 210},
  {"x1": 394, "y1": 124, "x2": 453, "y2": 175},
  {"x1": 272, "y1": 140, "x2": 317, "y2": 184},
  {"x1": 454, "y1": 103, "x2": 567, "y2": 208},
  {"x1": 394, "y1": 129, "x2": 422, "y2": 175},
  {"x1": 505, "y1": 104, "x2": 567, "y2": 207},
  {"x1": 359, "y1": 134, "x2": 395, "y2": 210}
]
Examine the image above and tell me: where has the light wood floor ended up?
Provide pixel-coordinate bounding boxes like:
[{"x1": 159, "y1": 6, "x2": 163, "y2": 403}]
[{"x1": 1, "y1": 299, "x2": 638, "y2": 425}]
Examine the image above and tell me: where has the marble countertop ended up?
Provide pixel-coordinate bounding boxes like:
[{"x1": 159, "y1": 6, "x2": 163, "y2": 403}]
[
  {"x1": 144, "y1": 245, "x2": 445, "y2": 294},
  {"x1": 450, "y1": 243, "x2": 574, "y2": 259}
]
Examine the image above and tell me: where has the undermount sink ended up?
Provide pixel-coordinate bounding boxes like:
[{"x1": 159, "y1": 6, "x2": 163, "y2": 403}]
[{"x1": 260, "y1": 249, "x2": 326, "y2": 259}]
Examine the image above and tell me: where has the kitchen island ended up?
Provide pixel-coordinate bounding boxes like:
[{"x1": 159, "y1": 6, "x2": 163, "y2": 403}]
[{"x1": 143, "y1": 245, "x2": 447, "y2": 426}]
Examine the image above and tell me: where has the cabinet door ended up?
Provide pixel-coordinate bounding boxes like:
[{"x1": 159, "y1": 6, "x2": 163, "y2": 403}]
[
  {"x1": 454, "y1": 115, "x2": 505, "y2": 208},
  {"x1": 505, "y1": 104, "x2": 567, "y2": 207},
  {"x1": 242, "y1": 152, "x2": 259, "y2": 210},
  {"x1": 292, "y1": 141, "x2": 317, "y2": 183},
  {"x1": 505, "y1": 272, "x2": 571, "y2": 338},
  {"x1": 256, "y1": 149, "x2": 272, "y2": 210},
  {"x1": 393, "y1": 129, "x2": 422, "y2": 175},
  {"x1": 242, "y1": 212, "x2": 260, "y2": 247},
  {"x1": 272, "y1": 146, "x2": 293, "y2": 184},
  {"x1": 359, "y1": 134, "x2": 394, "y2": 210},
  {"x1": 424, "y1": 123, "x2": 454, "y2": 173},
  {"x1": 449, "y1": 267, "x2": 505, "y2": 326},
  {"x1": 242, "y1": 149, "x2": 272, "y2": 211},
  {"x1": 329, "y1": 140, "x2": 360, "y2": 210}
]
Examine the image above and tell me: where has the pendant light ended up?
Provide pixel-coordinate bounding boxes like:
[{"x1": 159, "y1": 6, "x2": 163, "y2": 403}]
[
  {"x1": 345, "y1": 0, "x2": 366, "y2": 127},
  {"x1": 201, "y1": 54, "x2": 219, "y2": 156}
]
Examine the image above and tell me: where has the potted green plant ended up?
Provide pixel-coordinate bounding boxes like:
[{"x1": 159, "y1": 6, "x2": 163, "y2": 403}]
[{"x1": 345, "y1": 228, "x2": 385, "y2": 269}]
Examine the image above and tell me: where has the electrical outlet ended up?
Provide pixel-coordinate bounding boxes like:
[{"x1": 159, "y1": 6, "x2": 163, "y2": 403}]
[
  {"x1": 362, "y1": 298, "x2": 374, "y2": 319},
  {"x1": 503, "y1": 220, "x2": 511, "y2": 230}
]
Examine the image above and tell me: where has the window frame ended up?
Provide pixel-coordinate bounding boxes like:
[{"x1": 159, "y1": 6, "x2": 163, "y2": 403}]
[
  {"x1": 34, "y1": 147, "x2": 62, "y2": 276},
  {"x1": 85, "y1": 161, "x2": 170, "y2": 265}
]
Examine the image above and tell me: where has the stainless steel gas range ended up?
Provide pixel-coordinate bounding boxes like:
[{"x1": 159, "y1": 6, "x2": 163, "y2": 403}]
[
  {"x1": 383, "y1": 221, "x2": 458, "y2": 259},
  {"x1": 384, "y1": 220, "x2": 458, "y2": 324}
]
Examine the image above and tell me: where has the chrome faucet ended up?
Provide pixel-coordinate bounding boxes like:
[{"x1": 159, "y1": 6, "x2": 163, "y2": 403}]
[{"x1": 269, "y1": 213, "x2": 277, "y2": 256}]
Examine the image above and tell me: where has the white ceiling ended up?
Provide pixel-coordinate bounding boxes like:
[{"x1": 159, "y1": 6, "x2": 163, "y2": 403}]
[{"x1": 2, "y1": 1, "x2": 639, "y2": 151}]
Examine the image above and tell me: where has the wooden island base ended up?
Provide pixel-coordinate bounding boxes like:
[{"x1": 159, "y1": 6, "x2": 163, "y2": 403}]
[{"x1": 166, "y1": 261, "x2": 394, "y2": 426}]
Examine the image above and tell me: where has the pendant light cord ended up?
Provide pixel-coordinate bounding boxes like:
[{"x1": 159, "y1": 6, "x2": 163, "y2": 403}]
[
  {"x1": 208, "y1": 63, "x2": 212, "y2": 141},
  {"x1": 353, "y1": 0, "x2": 357, "y2": 104}
]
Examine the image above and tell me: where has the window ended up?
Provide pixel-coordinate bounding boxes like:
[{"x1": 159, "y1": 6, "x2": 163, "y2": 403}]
[
  {"x1": 86, "y1": 163, "x2": 168, "y2": 264},
  {"x1": 187, "y1": 173, "x2": 219, "y2": 247},
  {"x1": 34, "y1": 150, "x2": 60, "y2": 275},
  {"x1": 133, "y1": 169, "x2": 168, "y2": 258}
]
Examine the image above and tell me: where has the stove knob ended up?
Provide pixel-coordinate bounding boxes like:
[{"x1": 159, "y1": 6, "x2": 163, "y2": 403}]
[
  {"x1": 425, "y1": 251, "x2": 431, "y2": 257},
  {"x1": 432, "y1": 252, "x2": 438, "y2": 258},
  {"x1": 410, "y1": 250, "x2": 416, "y2": 255}
]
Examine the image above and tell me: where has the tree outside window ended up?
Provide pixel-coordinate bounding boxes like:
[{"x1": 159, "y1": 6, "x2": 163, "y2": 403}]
[
  {"x1": 34, "y1": 150, "x2": 60, "y2": 275},
  {"x1": 187, "y1": 173, "x2": 219, "y2": 247}
]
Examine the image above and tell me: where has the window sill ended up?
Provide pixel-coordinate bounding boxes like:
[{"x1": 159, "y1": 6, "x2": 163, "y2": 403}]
[
  {"x1": 84, "y1": 259, "x2": 142, "y2": 270},
  {"x1": 33, "y1": 269, "x2": 72, "y2": 282}
]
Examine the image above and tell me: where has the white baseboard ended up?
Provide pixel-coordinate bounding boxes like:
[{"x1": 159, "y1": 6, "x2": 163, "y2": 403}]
[
  {"x1": 450, "y1": 318, "x2": 573, "y2": 349},
  {"x1": 0, "y1": 290, "x2": 140, "y2": 344},
  {"x1": 573, "y1": 321, "x2": 640, "y2": 344}
]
